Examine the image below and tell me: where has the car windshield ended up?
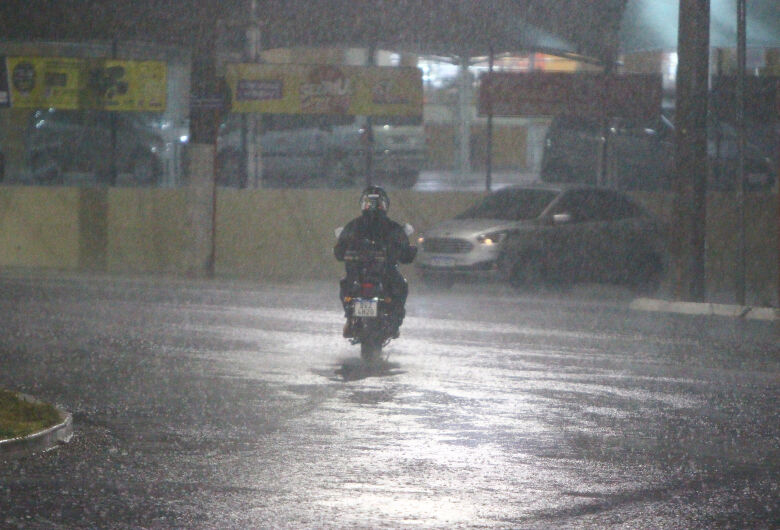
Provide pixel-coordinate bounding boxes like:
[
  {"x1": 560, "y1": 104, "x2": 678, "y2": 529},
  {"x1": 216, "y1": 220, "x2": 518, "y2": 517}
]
[{"x1": 455, "y1": 189, "x2": 560, "y2": 221}]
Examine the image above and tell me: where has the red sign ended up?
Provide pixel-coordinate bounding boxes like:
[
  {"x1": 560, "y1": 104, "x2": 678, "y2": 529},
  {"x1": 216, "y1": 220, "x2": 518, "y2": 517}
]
[{"x1": 478, "y1": 72, "x2": 663, "y2": 122}]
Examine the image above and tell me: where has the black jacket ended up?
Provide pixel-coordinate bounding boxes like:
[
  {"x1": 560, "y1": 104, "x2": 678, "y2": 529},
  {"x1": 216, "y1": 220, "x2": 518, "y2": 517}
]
[{"x1": 334, "y1": 212, "x2": 415, "y2": 266}]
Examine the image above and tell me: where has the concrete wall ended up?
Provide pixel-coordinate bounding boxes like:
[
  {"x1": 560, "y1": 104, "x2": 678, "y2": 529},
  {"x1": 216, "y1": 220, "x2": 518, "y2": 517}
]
[
  {"x1": 0, "y1": 188, "x2": 83, "y2": 269},
  {"x1": 633, "y1": 192, "x2": 779, "y2": 305},
  {"x1": 215, "y1": 189, "x2": 482, "y2": 280},
  {"x1": 0, "y1": 186, "x2": 777, "y2": 304},
  {"x1": 704, "y1": 195, "x2": 777, "y2": 304},
  {"x1": 107, "y1": 189, "x2": 192, "y2": 274}
]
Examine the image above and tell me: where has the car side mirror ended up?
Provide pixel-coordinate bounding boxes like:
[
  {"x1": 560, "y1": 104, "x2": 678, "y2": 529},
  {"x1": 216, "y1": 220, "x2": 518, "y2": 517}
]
[{"x1": 552, "y1": 213, "x2": 572, "y2": 224}]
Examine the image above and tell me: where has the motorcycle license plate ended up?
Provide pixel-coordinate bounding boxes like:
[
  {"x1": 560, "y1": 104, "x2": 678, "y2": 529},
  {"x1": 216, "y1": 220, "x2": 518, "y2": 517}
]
[{"x1": 354, "y1": 299, "x2": 378, "y2": 317}]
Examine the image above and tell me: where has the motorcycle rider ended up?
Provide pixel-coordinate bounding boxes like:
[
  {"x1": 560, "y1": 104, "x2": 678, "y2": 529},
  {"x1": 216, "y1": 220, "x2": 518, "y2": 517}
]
[{"x1": 334, "y1": 185, "x2": 416, "y2": 338}]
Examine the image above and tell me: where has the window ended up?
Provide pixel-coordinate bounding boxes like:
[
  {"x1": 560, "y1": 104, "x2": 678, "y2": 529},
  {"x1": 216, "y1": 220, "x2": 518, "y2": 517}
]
[
  {"x1": 456, "y1": 189, "x2": 560, "y2": 221},
  {"x1": 550, "y1": 191, "x2": 601, "y2": 222},
  {"x1": 593, "y1": 190, "x2": 641, "y2": 221}
]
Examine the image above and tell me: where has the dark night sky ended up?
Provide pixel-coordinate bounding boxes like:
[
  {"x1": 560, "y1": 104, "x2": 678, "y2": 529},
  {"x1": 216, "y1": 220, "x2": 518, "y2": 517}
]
[
  {"x1": 1, "y1": 1, "x2": 778, "y2": 61},
  {"x1": 0, "y1": 0, "x2": 627, "y2": 62},
  {"x1": 0, "y1": 1, "x2": 243, "y2": 45}
]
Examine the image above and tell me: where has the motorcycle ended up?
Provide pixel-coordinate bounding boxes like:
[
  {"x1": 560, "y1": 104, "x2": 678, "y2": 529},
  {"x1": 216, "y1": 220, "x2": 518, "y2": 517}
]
[{"x1": 336, "y1": 227, "x2": 416, "y2": 362}]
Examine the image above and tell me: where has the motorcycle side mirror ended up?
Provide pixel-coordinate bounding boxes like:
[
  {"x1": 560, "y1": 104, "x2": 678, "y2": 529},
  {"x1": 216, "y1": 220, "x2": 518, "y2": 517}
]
[
  {"x1": 335, "y1": 227, "x2": 344, "y2": 238},
  {"x1": 404, "y1": 223, "x2": 414, "y2": 236}
]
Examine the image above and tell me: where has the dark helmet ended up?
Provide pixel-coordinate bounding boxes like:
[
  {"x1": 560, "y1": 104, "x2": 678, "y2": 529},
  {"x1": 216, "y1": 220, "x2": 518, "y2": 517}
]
[{"x1": 359, "y1": 185, "x2": 389, "y2": 213}]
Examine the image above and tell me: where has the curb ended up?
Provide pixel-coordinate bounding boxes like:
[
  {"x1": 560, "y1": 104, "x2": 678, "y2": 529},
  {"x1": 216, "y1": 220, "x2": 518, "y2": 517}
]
[
  {"x1": 630, "y1": 297, "x2": 779, "y2": 321},
  {"x1": 0, "y1": 394, "x2": 73, "y2": 459}
]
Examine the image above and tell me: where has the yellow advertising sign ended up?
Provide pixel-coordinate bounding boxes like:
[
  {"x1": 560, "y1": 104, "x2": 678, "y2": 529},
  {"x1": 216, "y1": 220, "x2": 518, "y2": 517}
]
[
  {"x1": 7, "y1": 56, "x2": 83, "y2": 109},
  {"x1": 226, "y1": 63, "x2": 422, "y2": 116},
  {"x1": 89, "y1": 59, "x2": 167, "y2": 111},
  {"x1": 6, "y1": 56, "x2": 166, "y2": 111}
]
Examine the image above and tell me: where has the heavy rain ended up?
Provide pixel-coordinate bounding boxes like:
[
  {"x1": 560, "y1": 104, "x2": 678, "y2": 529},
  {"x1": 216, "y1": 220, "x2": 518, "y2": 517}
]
[{"x1": 1, "y1": 1, "x2": 778, "y2": 528}]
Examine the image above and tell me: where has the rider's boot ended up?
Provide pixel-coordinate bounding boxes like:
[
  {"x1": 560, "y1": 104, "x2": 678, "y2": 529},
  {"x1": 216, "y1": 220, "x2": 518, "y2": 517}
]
[{"x1": 391, "y1": 307, "x2": 405, "y2": 338}]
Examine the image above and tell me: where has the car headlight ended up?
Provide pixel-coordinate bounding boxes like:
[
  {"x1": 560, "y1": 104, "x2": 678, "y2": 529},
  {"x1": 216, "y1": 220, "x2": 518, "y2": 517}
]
[
  {"x1": 417, "y1": 234, "x2": 425, "y2": 245},
  {"x1": 476, "y1": 231, "x2": 506, "y2": 246}
]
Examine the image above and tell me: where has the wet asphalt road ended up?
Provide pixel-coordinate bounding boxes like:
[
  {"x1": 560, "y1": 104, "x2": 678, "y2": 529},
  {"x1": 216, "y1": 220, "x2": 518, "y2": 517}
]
[{"x1": 0, "y1": 272, "x2": 777, "y2": 529}]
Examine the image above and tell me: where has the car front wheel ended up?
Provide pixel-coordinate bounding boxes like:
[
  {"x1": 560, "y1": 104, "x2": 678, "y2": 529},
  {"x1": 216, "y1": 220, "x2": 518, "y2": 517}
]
[
  {"x1": 630, "y1": 252, "x2": 664, "y2": 294},
  {"x1": 507, "y1": 255, "x2": 545, "y2": 291}
]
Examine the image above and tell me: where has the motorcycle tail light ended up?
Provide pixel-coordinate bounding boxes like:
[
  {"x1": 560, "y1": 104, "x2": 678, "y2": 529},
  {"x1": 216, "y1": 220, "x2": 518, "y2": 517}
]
[{"x1": 361, "y1": 282, "x2": 375, "y2": 297}]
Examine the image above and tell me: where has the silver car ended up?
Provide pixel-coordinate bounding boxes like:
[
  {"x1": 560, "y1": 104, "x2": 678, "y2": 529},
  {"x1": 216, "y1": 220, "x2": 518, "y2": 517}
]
[
  {"x1": 416, "y1": 183, "x2": 667, "y2": 290},
  {"x1": 416, "y1": 184, "x2": 565, "y2": 286}
]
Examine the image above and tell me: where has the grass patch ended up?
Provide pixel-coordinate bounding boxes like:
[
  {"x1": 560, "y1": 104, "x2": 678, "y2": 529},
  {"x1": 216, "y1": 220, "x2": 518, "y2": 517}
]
[{"x1": 0, "y1": 389, "x2": 63, "y2": 440}]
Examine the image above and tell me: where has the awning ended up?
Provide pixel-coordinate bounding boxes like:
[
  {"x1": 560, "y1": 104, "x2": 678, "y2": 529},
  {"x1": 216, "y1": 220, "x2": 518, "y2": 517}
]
[{"x1": 619, "y1": 0, "x2": 780, "y2": 52}]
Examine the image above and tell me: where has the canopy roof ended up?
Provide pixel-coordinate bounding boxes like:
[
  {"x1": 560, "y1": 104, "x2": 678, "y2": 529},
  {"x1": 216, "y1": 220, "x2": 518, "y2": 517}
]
[{"x1": 254, "y1": 0, "x2": 626, "y2": 63}]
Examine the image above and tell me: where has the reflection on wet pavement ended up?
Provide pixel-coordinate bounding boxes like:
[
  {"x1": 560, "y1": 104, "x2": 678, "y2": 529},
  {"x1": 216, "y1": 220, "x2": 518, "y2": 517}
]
[
  {"x1": 0, "y1": 274, "x2": 776, "y2": 528},
  {"x1": 333, "y1": 358, "x2": 406, "y2": 382}
]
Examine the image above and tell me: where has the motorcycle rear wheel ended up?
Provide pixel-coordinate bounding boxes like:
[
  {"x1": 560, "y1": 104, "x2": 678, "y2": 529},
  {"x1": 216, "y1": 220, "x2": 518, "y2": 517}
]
[{"x1": 360, "y1": 337, "x2": 382, "y2": 362}]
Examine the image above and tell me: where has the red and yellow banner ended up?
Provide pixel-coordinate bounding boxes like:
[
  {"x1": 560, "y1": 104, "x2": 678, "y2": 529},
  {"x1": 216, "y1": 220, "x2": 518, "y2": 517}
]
[{"x1": 226, "y1": 63, "x2": 422, "y2": 116}]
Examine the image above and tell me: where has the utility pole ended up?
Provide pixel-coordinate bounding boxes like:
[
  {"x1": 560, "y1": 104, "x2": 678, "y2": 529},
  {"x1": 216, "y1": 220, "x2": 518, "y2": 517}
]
[
  {"x1": 189, "y1": 12, "x2": 225, "y2": 278},
  {"x1": 672, "y1": 0, "x2": 710, "y2": 302}
]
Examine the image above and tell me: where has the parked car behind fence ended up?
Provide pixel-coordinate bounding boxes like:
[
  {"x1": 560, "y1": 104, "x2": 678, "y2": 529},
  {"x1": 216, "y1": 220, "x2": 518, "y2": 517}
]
[
  {"x1": 416, "y1": 183, "x2": 668, "y2": 292},
  {"x1": 216, "y1": 113, "x2": 424, "y2": 189},
  {"x1": 25, "y1": 108, "x2": 165, "y2": 186}
]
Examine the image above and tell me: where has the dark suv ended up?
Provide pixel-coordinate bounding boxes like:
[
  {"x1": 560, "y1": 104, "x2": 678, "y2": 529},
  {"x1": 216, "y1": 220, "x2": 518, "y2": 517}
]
[{"x1": 541, "y1": 113, "x2": 776, "y2": 192}]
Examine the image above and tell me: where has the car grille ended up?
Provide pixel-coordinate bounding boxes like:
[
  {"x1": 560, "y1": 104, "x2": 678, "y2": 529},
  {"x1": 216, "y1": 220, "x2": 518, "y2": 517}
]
[{"x1": 423, "y1": 237, "x2": 473, "y2": 254}]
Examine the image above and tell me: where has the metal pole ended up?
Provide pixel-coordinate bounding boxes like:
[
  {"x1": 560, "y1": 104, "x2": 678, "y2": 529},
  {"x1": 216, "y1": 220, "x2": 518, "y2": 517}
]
[
  {"x1": 777, "y1": 80, "x2": 780, "y2": 308},
  {"x1": 365, "y1": 44, "x2": 376, "y2": 187},
  {"x1": 736, "y1": 0, "x2": 747, "y2": 305},
  {"x1": 486, "y1": 47, "x2": 494, "y2": 192},
  {"x1": 109, "y1": 38, "x2": 118, "y2": 186},
  {"x1": 775, "y1": 80, "x2": 780, "y2": 307},
  {"x1": 248, "y1": 0, "x2": 263, "y2": 188},
  {"x1": 458, "y1": 54, "x2": 472, "y2": 180}
]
